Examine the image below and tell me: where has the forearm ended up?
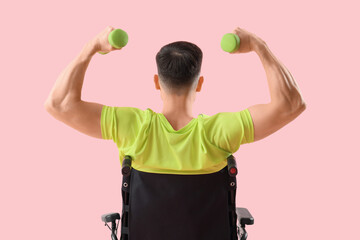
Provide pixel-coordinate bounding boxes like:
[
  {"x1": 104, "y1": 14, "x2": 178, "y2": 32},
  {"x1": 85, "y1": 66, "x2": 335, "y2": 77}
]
[
  {"x1": 253, "y1": 40, "x2": 306, "y2": 111},
  {"x1": 45, "y1": 41, "x2": 97, "y2": 109}
]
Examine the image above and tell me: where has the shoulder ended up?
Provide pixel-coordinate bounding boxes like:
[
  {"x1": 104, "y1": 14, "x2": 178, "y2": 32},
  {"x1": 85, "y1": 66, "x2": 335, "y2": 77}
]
[
  {"x1": 201, "y1": 109, "x2": 252, "y2": 124},
  {"x1": 103, "y1": 105, "x2": 152, "y2": 115},
  {"x1": 101, "y1": 106, "x2": 154, "y2": 126}
]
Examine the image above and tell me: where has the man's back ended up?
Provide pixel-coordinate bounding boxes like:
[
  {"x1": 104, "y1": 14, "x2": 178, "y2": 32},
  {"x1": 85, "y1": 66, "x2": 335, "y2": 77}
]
[{"x1": 101, "y1": 106, "x2": 254, "y2": 175}]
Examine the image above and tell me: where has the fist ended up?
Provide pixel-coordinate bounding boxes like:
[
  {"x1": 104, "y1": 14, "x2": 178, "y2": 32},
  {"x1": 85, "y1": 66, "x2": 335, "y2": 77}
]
[
  {"x1": 90, "y1": 26, "x2": 122, "y2": 54},
  {"x1": 230, "y1": 27, "x2": 265, "y2": 54}
]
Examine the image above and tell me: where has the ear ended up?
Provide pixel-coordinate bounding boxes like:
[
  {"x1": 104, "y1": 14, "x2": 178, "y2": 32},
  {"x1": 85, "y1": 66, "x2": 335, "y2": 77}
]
[
  {"x1": 196, "y1": 76, "x2": 204, "y2": 92},
  {"x1": 154, "y1": 74, "x2": 160, "y2": 90}
]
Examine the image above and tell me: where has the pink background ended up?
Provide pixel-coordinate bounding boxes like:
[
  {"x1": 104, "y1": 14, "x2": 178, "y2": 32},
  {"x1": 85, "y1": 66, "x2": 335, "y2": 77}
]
[{"x1": 1, "y1": 0, "x2": 359, "y2": 239}]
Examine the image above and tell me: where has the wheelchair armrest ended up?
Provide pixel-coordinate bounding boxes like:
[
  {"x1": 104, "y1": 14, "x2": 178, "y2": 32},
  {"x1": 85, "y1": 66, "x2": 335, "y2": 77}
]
[
  {"x1": 101, "y1": 212, "x2": 120, "y2": 223},
  {"x1": 236, "y1": 207, "x2": 254, "y2": 226}
]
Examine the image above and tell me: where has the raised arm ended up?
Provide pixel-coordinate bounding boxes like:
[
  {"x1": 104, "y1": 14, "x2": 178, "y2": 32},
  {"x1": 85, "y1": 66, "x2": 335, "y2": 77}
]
[
  {"x1": 44, "y1": 26, "x2": 121, "y2": 139},
  {"x1": 231, "y1": 27, "x2": 306, "y2": 142}
]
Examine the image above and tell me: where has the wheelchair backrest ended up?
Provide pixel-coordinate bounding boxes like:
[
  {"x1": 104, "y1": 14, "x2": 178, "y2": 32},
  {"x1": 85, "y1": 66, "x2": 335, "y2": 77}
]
[{"x1": 120, "y1": 155, "x2": 239, "y2": 240}]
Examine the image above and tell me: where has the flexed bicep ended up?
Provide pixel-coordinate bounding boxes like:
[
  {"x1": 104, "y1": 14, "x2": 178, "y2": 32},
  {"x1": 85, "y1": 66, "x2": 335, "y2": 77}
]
[
  {"x1": 248, "y1": 103, "x2": 306, "y2": 142},
  {"x1": 45, "y1": 100, "x2": 104, "y2": 139}
]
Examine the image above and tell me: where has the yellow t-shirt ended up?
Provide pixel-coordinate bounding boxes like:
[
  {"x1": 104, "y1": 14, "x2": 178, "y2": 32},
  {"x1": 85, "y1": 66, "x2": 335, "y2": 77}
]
[{"x1": 101, "y1": 106, "x2": 254, "y2": 175}]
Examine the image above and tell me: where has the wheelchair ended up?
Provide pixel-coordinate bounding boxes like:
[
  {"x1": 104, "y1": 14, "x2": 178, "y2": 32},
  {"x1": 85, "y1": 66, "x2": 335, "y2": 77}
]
[{"x1": 101, "y1": 155, "x2": 254, "y2": 240}]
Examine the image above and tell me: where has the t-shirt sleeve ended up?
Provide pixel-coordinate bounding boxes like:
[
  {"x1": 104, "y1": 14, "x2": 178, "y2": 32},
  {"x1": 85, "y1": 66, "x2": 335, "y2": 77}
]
[
  {"x1": 101, "y1": 105, "x2": 148, "y2": 149},
  {"x1": 204, "y1": 109, "x2": 254, "y2": 153}
]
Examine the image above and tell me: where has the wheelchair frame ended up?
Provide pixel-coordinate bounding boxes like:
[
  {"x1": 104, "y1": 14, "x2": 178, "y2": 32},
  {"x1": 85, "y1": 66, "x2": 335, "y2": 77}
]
[{"x1": 102, "y1": 155, "x2": 254, "y2": 240}]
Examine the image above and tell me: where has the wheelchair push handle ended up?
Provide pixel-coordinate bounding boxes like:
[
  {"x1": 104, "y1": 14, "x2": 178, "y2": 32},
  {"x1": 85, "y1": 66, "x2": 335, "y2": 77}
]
[
  {"x1": 227, "y1": 155, "x2": 238, "y2": 177},
  {"x1": 122, "y1": 155, "x2": 132, "y2": 176}
]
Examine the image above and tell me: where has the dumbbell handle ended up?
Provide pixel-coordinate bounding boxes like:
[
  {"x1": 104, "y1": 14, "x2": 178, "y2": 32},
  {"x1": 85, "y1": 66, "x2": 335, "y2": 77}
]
[{"x1": 99, "y1": 28, "x2": 128, "y2": 55}]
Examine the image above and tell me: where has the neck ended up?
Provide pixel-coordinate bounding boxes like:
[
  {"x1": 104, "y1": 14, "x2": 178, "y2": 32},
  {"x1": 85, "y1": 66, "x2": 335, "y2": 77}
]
[{"x1": 161, "y1": 95, "x2": 194, "y2": 119}]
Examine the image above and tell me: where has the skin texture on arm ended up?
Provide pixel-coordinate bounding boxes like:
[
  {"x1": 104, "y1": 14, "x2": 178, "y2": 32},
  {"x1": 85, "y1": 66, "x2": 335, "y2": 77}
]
[
  {"x1": 44, "y1": 26, "x2": 121, "y2": 139},
  {"x1": 248, "y1": 40, "x2": 306, "y2": 142},
  {"x1": 230, "y1": 27, "x2": 306, "y2": 142}
]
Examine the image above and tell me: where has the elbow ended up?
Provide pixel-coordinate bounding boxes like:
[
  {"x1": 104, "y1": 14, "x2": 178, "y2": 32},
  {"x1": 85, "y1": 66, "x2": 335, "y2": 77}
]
[
  {"x1": 44, "y1": 98, "x2": 58, "y2": 112},
  {"x1": 274, "y1": 97, "x2": 306, "y2": 116},
  {"x1": 295, "y1": 98, "x2": 307, "y2": 113},
  {"x1": 44, "y1": 98, "x2": 65, "y2": 115},
  {"x1": 44, "y1": 97, "x2": 51, "y2": 108},
  {"x1": 295, "y1": 100, "x2": 306, "y2": 116},
  {"x1": 291, "y1": 88, "x2": 307, "y2": 114},
  {"x1": 44, "y1": 97, "x2": 79, "y2": 118},
  {"x1": 289, "y1": 98, "x2": 306, "y2": 118},
  {"x1": 44, "y1": 99, "x2": 69, "y2": 122},
  {"x1": 44, "y1": 100, "x2": 59, "y2": 118},
  {"x1": 44, "y1": 99, "x2": 54, "y2": 113},
  {"x1": 285, "y1": 89, "x2": 307, "y2": 114},
  {"x1": 300, "y1": 100, "x2": 307, "y2": 111}
]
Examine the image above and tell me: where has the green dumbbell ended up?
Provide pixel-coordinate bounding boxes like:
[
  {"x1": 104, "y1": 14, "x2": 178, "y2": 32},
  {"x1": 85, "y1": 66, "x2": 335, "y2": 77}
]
[
  {"x1": 220, "y1": 33, "x2": 240, "y2": 53},
  {"x1": 98, "y1": 29, "x2": 129, "y2": 55}
]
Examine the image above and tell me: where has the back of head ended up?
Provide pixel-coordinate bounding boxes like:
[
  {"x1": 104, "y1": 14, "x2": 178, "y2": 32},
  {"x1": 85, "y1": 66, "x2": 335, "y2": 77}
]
[{"x1": 156, "y1": 41, "x2": 203, "y2": 95}]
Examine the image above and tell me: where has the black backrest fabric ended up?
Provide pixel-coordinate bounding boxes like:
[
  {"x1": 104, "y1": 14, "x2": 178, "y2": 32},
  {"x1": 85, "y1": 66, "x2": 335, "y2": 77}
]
[{"x1": 125, "y1": 166, "x2": 236, "y2": 240}]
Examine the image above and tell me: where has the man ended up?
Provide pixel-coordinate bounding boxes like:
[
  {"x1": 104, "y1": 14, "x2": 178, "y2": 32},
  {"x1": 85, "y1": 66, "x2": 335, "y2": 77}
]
[{"x1": 45, "y1": 26, "x2": 306, "y2": 175}]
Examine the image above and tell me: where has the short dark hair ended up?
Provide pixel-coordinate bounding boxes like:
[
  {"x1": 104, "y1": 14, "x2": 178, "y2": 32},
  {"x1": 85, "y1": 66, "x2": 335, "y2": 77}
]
[{"x1": 155, "y1": 41, "x2": 203, "y2": 95}]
